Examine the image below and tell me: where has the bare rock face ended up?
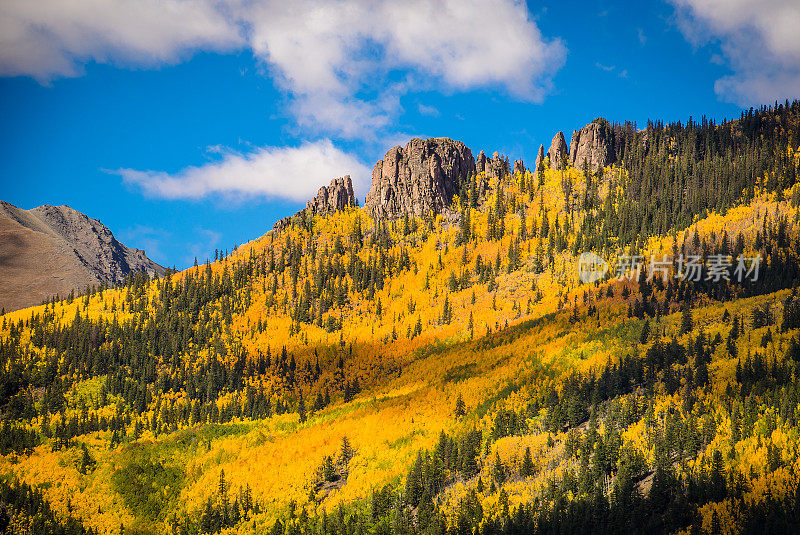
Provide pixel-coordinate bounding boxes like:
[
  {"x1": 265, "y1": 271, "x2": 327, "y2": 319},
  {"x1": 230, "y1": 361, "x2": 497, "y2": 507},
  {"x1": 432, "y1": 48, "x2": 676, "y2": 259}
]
[
  {"x1": 569, "y1": 118, "x2": 616, "y2": 171},
  {"x1": 476, "y1": 150, "x2": 507, "y2": 179},
  {"x1": 534, "y1": 144, "x2": 545, "y2": 170},
  {"x1": 366, "y1": 137, "x2": 475, "y2": 220},
  {"x1": 305, "y1": 175, "x2": 356, "y2": 217},
  {"x1": 513, "y1": 159, "x2": 525, "y2": 175},
  {"x1": 547, "y1": 132, "x2": 569, "y2": 170},
  {"x1": 272, "y1": 216, "x2": 291, "y2": 232},
  {"x1": 489, "y1": 151, "x2": 508, "y2": 180},
  {"x1": 0, "y1": 201, "x2": 164, "y2": 311},
  {"x1": 28, "y1": 204, "x2": 164, "y2": 285},
  {"x1": 475, "y1": 150, "x2": 509, "y2": 198},
  {"x1": 476, "y1": 150, "x2": 488, "y2": 175},
  {"x1": 273, "y1": 175, "x2": 356, "y2": 231}
]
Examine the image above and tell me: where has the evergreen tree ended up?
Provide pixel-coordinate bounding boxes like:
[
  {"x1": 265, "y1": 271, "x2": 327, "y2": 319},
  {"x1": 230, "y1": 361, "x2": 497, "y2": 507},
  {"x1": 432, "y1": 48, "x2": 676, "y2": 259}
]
[
  {"x1": 521, "y1": 446, "x2": 534, "y2": 477},
  {"x1": 681, "y1": 305, "x2": 694, "y2": 334},
  {"x1": 454, "y1": 394, "x2": 466, "y2": 417}
]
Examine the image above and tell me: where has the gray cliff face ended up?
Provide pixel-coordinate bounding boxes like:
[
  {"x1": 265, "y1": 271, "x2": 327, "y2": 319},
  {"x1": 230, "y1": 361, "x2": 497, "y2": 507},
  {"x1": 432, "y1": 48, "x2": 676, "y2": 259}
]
[
  {"x1": 305, "y1": 175, "x2": 356, "y2": 217},
  {"x1": 547, "y1": 132, "x2": 569, "y2": 170},
  {"x1": 569, "y1": 119, "x2": 616, "y2": 171},
  {"x1": 476, "y1": 150, "x2": 508, "y2": 181},
  {"x1": 28, "y1": 204, "x2": 164, "y2": 284},
  {"x1": 0, "y1": 200, "x2": 164, "y2": 311},
  {"x1": 273, "y1": 175, "x2": 356, "y2": 231},
  {"x1": 475, "y1": 150, "x2": 510, "y2": 199},
  {"x1": 534, "y1": 144, "x2": 545, "y2": 170},
  {"x1": 365, "y1": 137, "x2": 475, "y2": 219}
]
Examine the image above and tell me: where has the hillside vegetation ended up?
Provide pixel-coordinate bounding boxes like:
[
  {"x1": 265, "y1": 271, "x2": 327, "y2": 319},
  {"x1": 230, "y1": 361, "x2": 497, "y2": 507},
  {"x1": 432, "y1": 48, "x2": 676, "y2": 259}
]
[{"x1": 1, "y1": 102, "x2": 800, "y2": 534}]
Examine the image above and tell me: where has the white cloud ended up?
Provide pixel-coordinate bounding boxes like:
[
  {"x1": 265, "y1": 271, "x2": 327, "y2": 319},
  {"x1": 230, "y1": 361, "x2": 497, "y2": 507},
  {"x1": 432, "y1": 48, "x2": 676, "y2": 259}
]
[
  {"x1": 417, "y1": 103, "x2": 440, "y2": 117},
  {"x1": 114, "y1": 140, "x2": 371, "y2": 201},
  {"x1": 0, "y1": 0, "x2": 242, "y2": 81},
  {"x1": 670, "y1": 0, "x2": 800, "y2": 104},
  {"x1": 240, "y1": 0, "x2": 566, "y2": 137},
  {"x1": 0, "y1": 0, "x2": 565, "y2": 138}
]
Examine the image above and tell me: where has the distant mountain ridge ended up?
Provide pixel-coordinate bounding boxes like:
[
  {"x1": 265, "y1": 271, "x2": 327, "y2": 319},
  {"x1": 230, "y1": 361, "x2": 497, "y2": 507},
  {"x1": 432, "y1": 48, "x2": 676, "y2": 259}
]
[{"x1": 0, "y1": 201, "x2": 164, "y2": 312}]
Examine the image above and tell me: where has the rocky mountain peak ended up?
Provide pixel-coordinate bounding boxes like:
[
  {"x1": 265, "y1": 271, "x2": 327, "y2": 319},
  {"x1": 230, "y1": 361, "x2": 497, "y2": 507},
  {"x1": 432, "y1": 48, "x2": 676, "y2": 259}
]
[
  {"x1": 28, "y1": 204, "x2": 163, "y2": 284},
  {"x1": 534, "y1": 144, "x2": 545, "y2": 170},
  {"x1": 0, "y1": 201, "x2": 164, "y2": 311},
  {"x1": 547, "y1": 132, "x2": 569, "y2": 170},
  {"x1": 306, "y1": 175, "x2": 356, "y2": 217},
  {"x1": 365, "y1": 137, "x2": 475, "y2": 220},
  {"x1": 273, "y1": 175, "x2": 357, "y2": 232},
  {"x1": 569, "y1": 118, "x2": 616, "y2": 171}
]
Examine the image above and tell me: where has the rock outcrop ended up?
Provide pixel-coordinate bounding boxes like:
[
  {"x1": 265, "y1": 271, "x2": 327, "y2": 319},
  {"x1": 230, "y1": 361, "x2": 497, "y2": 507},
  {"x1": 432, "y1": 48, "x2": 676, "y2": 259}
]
[
  {"x1": 305, "y1": 175, "x2": 356, "y2": 217},
  {"x1": 534, "y1": 144, "x2": 545, "y2": 170},
  {"x1": 569, "y1": 119, "x2": 616, "y2": 171},
  {"x1": 0, "y1": 201, "x2": 164, "y2": 312},
  {"x1": 547, "y1": 132, "x2": 569, "y2": 170},
  {"x1": 273, "y1": 175, "x2": 356, "y2": 231},
  {"x1": 476, "y1": 150, "x2": 508, "y2": 180},
  {"x1": 513, "y1": 159, "x2": 525, "y2": 175},
  {"x1": 476, "y1": 150, "x2": 488, "y2": 175},
  {"x1": 474, "y1": 150, "x2": 510, "y2": 199},
  {"x1": 272, "y1": 216, "x2": 292, "y2": 232},
  {"x1": 366, "y1": 138, "x2": 475, "y2": 220}
]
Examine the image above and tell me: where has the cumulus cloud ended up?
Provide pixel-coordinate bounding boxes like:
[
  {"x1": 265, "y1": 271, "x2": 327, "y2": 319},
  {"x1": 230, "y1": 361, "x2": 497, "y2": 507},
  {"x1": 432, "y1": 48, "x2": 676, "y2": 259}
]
[
  {"x1": 1, "y1": 0, "x2": 565, "y2": 137},
  {"x1": 0, "y1": 0, "x2": 243, "y2": 81},
  {"x1": 670, "y1": 0, "x2": 800, "y2": 104},
  {"x1": 114, "y1": 140, "x2": 371, "y2": 201},
  {"x1": 245, "y1": 0, "x2": 564, "y2": 137}
]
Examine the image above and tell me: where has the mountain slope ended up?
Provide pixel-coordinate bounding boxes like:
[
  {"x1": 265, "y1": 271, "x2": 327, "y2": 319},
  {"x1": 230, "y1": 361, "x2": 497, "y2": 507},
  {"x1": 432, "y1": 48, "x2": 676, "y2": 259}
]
[
  {"x1": 0, "y1": 102, "x2": 799, "y2": 534},
  {"x1": 0, "y1": 201, "x2": 164, "y2": 311}
]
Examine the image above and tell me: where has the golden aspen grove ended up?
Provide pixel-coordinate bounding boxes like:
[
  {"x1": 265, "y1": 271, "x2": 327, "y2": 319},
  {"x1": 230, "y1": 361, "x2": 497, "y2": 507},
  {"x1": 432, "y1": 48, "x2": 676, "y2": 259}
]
[{"x1": 2, "y1": 103, "x2": 800, "y2": 535}]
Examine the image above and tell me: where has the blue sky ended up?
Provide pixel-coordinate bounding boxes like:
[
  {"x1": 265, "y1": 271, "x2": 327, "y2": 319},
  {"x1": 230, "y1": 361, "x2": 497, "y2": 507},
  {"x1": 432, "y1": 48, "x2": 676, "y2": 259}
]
[{"x1": 1, "y1": 0, "x2": 798, "y2": 269}]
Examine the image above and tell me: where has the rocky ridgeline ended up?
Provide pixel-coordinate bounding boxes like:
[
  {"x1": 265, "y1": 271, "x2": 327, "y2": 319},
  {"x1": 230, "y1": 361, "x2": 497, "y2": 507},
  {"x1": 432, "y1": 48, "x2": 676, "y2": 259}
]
[
  {"x1": 305, "y1": 175, "x2": 356, "y2": 216},
  {"x1": 0, "y1": 201, "x2": 165, "y2": 311},
  {"x1": 475, "y1": 150, "x2": 512, "y2": 199},
  {"x1": 365, "y1": 138, "x2": 475, "y2": 220},
  {"x1": 273, "y1": 175, "x2": 356, "y2": 231},
  {"x1": 273, "y1": 117, "x2": 620, "y2": 228}
]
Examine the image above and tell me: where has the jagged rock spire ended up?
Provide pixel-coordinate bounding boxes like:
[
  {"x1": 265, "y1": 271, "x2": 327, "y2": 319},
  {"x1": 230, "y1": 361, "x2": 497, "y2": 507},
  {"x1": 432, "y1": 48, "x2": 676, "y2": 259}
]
[
  {"x1": 534, "y1": 144, "x2": 545, "y2": 170},
  {"x1": 273, "y1": 175, "x2": 356, "y2": 231},
  {"x1": 366, "y1": 137, "x2": 475, "y2": 220},
  {"x1": 547, "y1": 132, "x2": 568, "y2": 170}
]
